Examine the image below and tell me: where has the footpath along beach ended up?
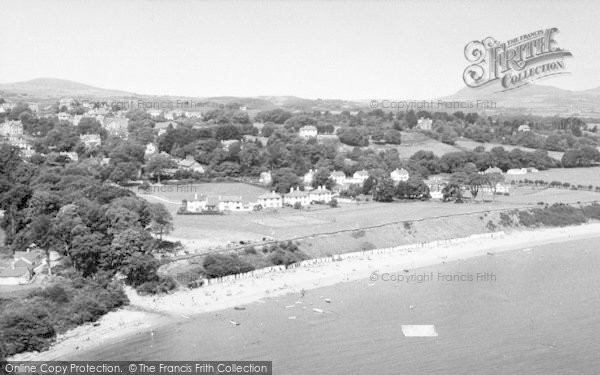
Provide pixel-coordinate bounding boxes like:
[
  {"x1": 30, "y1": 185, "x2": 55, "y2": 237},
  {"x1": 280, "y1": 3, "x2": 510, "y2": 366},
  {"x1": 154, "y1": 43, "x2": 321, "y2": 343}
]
[{"x1": 9, "y1": 223, "x2": 600, "y2": 361}]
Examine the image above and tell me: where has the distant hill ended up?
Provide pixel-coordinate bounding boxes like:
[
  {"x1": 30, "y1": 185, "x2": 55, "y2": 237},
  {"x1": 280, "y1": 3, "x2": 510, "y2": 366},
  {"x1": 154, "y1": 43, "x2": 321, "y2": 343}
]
[
  {"x1": 0, "y1": 78, "x2": 135, "y2": 100},
  {"x1": 442, "y1": 83, "x2": 600, "y2": 112}
]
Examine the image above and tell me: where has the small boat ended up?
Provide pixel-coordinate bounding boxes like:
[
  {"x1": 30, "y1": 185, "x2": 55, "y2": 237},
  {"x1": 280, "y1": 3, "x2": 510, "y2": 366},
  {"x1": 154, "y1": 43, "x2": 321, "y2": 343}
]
[
  {"x1": 234, "y1": 306, "x2": 246, "y2": 311},
  {"x1": 229, "y1": 320, "x2": 240, "y2": 326},
  {"x1": 324, "y1": 299, "x2": 331, "y2": 303},
  {"x1": 312, "y1": 308, "x2": 324, "y2": 313}
]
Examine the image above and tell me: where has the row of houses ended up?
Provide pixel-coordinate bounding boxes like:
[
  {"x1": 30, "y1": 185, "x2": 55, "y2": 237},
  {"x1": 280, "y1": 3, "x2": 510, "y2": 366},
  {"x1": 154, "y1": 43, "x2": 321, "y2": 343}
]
[
  {"x1": 261, "y1": 168, "x2": 411, "y2": 190},
  {"x1": 180, "y1": 185, "x2": 333, "y2": 214}
]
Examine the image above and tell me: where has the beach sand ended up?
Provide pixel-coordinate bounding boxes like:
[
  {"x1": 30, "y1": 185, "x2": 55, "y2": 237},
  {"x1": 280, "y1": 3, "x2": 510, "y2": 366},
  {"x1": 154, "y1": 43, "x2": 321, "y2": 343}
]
[{"x1": 9, "y1": 223, "x2": 600, "y2": 361}]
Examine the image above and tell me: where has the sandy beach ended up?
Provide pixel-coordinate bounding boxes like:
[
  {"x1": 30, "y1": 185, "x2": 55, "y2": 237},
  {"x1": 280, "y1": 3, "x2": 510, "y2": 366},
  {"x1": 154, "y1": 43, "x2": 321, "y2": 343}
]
[{"x1": 9, "y1": 223, "x2": 600, "y2": 361}]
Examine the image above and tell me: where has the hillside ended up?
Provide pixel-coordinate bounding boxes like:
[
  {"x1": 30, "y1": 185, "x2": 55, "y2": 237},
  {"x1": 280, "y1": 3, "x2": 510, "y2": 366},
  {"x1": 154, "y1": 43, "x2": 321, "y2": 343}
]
[
  {"x1": 442, "y1": 83, "x2": 600, "y2": 112},
  {"x1": 0, "y1": 78, "x2": 136, "y2": 100}
]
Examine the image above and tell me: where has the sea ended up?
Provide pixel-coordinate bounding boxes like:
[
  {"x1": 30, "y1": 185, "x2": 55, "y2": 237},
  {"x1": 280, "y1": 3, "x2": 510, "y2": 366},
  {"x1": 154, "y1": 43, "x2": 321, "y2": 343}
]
[{"x1": 79, "y1": 236, "x2": 600, "y2": 374}]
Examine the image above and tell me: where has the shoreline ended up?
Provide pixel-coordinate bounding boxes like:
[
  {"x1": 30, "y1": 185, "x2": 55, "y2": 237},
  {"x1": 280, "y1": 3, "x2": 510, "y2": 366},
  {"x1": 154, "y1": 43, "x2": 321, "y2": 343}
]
[{"x1": 9, "y1": 223, "x2": 600, "y2": 361}]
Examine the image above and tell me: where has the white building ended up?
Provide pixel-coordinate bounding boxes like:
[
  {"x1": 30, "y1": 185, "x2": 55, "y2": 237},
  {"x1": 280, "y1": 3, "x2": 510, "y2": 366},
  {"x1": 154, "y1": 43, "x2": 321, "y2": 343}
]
[
  {"x1": 218, "y1": 195, "x2": 244, "y2": 211},
  {"x1": 257, "y1": 191, "x2": 283, "y2": 209},
  {"x1": 506, "y1": 168, "x2": 527, "y2": 175},
  {"x1": 518, "y1": 124, "x2": 531, "y2": 132},
  {"x1": 145, "y1": 143, "x2": 157, "y2": 157},
  {"x1": 303, "y1": 169, "x2": 316, "y2": 186},
  {"x1": 57, "y1": 112, "x2": 72, "y2": 122},
  {"x1": 390, "y1": 168, "x2": 410, "y2": 183},
  {"x1": 284, "y1": 187, "x2": 310, "y2": 206},
  {"x1": 309, "y1": 186, "x2": 332, "y2": 203},
  {"x1": 352, "y1": 170, "x2": 370, "y2": 184},
  {"x1": 177, "y1": 156, "x2": 205, "y2": 174},
  {"x1": 299, "y1": 125, "x2": 318, "y2": 139},
  {"x1": 0, "y1": 267, "x2": 32, "y2": 285},
  {"x1": 482, "y1": 183, "x2": 511, "y2": 195},
  {"x1": 80, "y1": 134, "x2": 102, "y2": 148},
  {"x1": 330, "y1": 171, "x2": 346, "y2": 185},
  {"x1": 417, "y1": 117, "x2": 433, "y2": 130},
  {"x1": 148, "y1": 109, "x2": 163, "y2": 118},
  {"x1": 0, "y1": 120, "x2": 24, "y2": 140},
  {"x1": 483, "y1": 167, "x2": 503, "y2": 174},
  {"x1": 259, "y1": 171, "x2": 272, "y2": 185}
]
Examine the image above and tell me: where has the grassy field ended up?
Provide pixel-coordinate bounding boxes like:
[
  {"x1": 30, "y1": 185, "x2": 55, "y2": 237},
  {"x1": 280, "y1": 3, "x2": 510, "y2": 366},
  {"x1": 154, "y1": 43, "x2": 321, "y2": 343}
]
[
  {"x1": 339, "y1": 131, "x2": 461, "y2": 158},
  {"x1": 455, "y1": 138, "x2": 564, "y2": 161},
  {"x1": 504, "y1": 166, "x2": 600, "y2": 187},
  {"x1": 135, "y1": 182, "x2": 599, "y2": 255}
]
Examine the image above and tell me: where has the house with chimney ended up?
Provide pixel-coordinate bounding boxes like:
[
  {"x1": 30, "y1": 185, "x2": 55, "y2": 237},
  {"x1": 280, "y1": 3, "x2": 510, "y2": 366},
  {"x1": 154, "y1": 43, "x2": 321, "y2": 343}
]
[
  {"x1": 177, "y1": 155, "x2": 205, "y2": 174},
  {"x1": 309, "y1": 185, "x2": 332, "y2": 203},
  {"x1": 218, "y1": 196, "x2": 244, "y2": 211},
  {"x1": 284, "y1": 187, "x2": 310, "y2": 206},
  {"x1": 257, "y1": 191, "x2": 283, "y2": 209},
  {"x1": 330, "y1": 171, "x2": 347, "y2": 185}
]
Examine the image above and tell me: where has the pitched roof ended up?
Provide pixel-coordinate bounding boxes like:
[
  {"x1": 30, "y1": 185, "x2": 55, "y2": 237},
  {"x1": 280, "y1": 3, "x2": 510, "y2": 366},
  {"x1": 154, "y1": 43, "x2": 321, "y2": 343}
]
[
  {"x1": 258, "y1": 191, "x2": 282, "y2": 199},
  {"x1": 154, "y1": 121, "x2": 177, "y2": 130},
  {"x1": 0, "y1": 267, "x2": 31, "y2": 278},
  {"x1": 220, "y1": 195, "x2": 243, "y2": 202},
  {"x1": 310, "y1": 188, "x2": 331, "y2": 194},
  {"x1": 392, "y1": 168, "x2": 409, "y2": 175},
  {"x1": 285, "y1": 189, "x2": 309, "y2": 197},
  {"x1": 330, "y1": 171, "x2": 345, "y2": 178},
  {"x1": 206, "y1": 196, "x2": 220, "y2": 206},
  {"x1": 14, "y1": 251, "x2": 41, "y2": 263}
]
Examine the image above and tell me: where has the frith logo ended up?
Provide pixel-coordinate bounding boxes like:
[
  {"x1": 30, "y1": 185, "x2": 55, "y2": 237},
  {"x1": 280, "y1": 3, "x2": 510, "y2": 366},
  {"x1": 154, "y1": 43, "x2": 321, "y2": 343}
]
[{"x1": 463, "y1": 28, "x2": 573, "y2": 91}]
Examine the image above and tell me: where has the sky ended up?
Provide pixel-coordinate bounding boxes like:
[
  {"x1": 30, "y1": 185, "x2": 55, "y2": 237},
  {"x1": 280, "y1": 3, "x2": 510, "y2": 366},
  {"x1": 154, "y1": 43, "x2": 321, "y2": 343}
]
[{"x1": 0, "y1": 0, "x2": 599, "y2": 100}]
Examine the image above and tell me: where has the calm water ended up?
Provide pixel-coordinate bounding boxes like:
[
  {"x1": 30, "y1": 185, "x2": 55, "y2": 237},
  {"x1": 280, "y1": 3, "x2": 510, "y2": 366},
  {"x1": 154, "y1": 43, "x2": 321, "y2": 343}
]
[{"x1": 81, "y1": 237, "x2": 600, "y2": 374}]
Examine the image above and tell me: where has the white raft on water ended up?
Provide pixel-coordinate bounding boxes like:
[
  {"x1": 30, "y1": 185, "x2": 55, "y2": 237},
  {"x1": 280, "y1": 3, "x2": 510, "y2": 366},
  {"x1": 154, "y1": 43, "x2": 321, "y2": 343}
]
[{"x1": 401, "y1": 325, "x2": 437, "y2": 337}]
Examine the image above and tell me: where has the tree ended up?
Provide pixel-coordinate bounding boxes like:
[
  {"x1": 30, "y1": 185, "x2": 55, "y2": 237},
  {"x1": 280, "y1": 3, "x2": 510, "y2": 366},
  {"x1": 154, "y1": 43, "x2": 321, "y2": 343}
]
[
  {"x1": 466, "y1": 173, "x2": 487, "y2": 202},
  {"x1": 362, "y1": 176, "x2": 376, "y2": 195},
  {"x1": 146, "y1": 153, "x2": 176, "y2": 183},
  {"x1": 50, "y1": 204, "x2": 86, "y2": 257},
  {"x1": 405, "y1": 110, "x2": 418, "y2": 128},
  {"x1": 312, "y1": 168, "x2": 335, "y2": 190},
  {"x1": 271, "y1": 168, "x2": 301, "y2": 194},
  {"x1": 105, "y1": 227, "x2": 153, "y2": 271},
  {"x1": 147, "y1": 203, "x2": 173, "y2": 241},
  {"x1": 485, "y1": 172, "x2": 505, "y2": 202},
  {"x1": 70, "y1": 232, "x2": 105, "y2": 277},
  {"x1": 373, "y1": 177, "x2": 395, "y2": 202},
  {"x1": 108, "y1": 162, "x2": 140, "y2": 184},
  {"x1": 121, "y1": 254, "x2": 160, "y2": 286}
]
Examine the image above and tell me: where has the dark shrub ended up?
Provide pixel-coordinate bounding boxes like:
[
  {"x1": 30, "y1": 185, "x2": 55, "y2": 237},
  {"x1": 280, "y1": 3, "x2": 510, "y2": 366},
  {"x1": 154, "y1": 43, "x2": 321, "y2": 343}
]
[
  {"x1": 137, "y1": 276, "x2": 177, "y2": 295},
  {"x1": 203, "y1": 254, "x2": 255, "y2": 278},
  {"x1": 0, "y1": 313, "x2": 55, "y2": 356}
]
